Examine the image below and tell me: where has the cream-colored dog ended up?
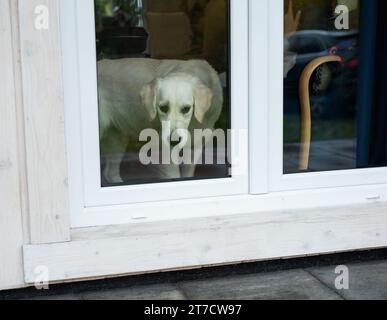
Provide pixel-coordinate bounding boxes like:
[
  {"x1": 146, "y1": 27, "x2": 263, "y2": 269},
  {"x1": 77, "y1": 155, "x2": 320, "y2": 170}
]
[{"x1": 98, "y1": 58, "x2": 223, "y2": 183}]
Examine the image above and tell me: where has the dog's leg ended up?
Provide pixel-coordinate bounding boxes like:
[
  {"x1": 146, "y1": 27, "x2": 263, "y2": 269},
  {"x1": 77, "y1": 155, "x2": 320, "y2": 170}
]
[
  {"x1": 157, "y1": 164, "x2": 182, "y2": 180},
  {"x1": 181, "y1": 145, "x2": 203, "y2": 178},
  {"x1": 103, "y1": 157, "x2": 125, "y2": 184},
  {"x1": 101, "y1": 128, "x2": 127, "y2": 184}
]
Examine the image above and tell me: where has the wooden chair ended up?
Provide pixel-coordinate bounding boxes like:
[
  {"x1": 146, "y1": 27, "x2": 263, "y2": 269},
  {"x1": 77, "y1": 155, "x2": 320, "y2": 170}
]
[{"x1": 298, "y1": 55, "x2": 342, "y2": 170}]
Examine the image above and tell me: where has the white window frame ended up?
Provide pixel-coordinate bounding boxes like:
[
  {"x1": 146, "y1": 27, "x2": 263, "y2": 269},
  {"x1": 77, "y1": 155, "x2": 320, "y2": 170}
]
[{"x1": 266, "y1": 0, "x2": 387, "y2": 192}]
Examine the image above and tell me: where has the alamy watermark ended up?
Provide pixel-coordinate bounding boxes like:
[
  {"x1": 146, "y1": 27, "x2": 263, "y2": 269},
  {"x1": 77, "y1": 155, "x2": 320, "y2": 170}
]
[
  {"x1": 335, "y1": 265, "x2": 350, "y2": 290},
  {"x1": 34, "y1": 265, "x2": 50, "y2": 290},
  {"x1": 138, "y1": 122, "x2": 247, "y2": 174},
  {"x1": 335, "y1": 5, "x2": 350, "y2": 30},
  {"x1": 34, "y1": 5, "x2": 49, "y2": 30}
]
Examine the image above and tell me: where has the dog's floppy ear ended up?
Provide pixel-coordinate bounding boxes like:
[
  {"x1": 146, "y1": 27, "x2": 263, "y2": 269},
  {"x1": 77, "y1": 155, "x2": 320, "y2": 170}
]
[
  {"x1": 194, "y1": 82, "x2": 213, "y2": 124},
  {"x1": 140, "y1": 80, "x2": 159, "y2": 121}
]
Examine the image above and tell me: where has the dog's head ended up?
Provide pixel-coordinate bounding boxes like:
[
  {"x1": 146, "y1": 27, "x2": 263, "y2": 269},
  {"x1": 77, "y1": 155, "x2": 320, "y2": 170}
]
[{"x1": 141, "y1": 73, "x2": 213, "y2": 146}]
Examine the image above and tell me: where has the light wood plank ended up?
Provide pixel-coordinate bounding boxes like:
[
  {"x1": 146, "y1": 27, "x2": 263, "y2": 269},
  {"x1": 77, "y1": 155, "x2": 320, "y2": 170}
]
[
  {"x1": 18, "y1": 0, "x2": 70, "y2": 244},
  {"x1": 10, "y1": 0, "x2": 31, "y2": 244},
  {"x1": 0, "y1": 0, "x2": 26, "y2": 290},
  {"x1": 24, "y1": 203, "x2": 387, "y2": 283}
]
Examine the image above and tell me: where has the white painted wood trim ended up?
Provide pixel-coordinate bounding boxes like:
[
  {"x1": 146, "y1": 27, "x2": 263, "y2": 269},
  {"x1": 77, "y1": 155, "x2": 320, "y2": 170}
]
[
  {"x1": 24, "y1": 202, "x2": 387, "y2": 283},
  {"x1": 0, "y1": 0, "x2": 25, "y2": 290},
  {"x1": 10, "y1": 0, "x2": 31, "y2": 245},
  {"x1": 18, "y1": 0, "x2": 70, "y2": 244}
]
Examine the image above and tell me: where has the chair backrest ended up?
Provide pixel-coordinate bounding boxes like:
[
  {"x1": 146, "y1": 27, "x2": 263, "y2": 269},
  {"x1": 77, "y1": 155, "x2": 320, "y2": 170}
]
[
  {"x1": 145, "y1": 0, "x2": 192, "y2": 59},
  {"x1": 146, "y1": 12, "x2": 192, "y2": 59},
  {"x1": 298, "y1": 55, "x2": 342, "y2": 170}
]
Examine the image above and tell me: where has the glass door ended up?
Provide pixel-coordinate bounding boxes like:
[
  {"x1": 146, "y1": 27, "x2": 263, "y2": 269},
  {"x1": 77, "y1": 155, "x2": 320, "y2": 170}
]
[
  {"x1": 61, "y1": 0, "x2": 251, "y2": 210},
  {"x1": 268, "y1": 0, "x2": 387, "y2": 191}
]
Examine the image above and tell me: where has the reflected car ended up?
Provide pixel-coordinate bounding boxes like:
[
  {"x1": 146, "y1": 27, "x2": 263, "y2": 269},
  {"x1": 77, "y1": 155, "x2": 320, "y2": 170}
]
[{"x1": 285, "y1": 30, "x2": 359, "y2": 119}]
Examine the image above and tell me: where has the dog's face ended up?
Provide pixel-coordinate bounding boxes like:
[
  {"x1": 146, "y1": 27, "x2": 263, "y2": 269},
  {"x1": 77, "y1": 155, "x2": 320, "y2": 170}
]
[
  {"x1": 141, "y1": 74, "x2": 213, "y2": 146},
  {"x1": 156, "y1": 77, "x2": 195, "y2": 136}
]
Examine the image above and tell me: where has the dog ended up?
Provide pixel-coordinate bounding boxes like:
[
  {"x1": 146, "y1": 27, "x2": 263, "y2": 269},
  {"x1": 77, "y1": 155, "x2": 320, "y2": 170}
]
[{"x1": 98, "y1": 58, "x2": 224, "y2": 183}]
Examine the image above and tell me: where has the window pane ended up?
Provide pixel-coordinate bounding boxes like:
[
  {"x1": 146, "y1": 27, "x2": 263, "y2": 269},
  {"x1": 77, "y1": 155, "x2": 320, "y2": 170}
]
[
  {"x1": 284, "y1": 0, "x2": 387, "y2": 174},
  {"x1": 94, "y1": 0, "x2": 231, "y2": 186}
]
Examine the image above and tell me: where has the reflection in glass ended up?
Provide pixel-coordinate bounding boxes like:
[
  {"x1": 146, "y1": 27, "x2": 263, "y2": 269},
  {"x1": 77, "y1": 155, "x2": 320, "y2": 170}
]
[
  {"x1": 284, "y1": 0, "x2": 387, "y2": 174},
  {"x1": 94, "y1": 0, "x2": 230, "y2": 186}
]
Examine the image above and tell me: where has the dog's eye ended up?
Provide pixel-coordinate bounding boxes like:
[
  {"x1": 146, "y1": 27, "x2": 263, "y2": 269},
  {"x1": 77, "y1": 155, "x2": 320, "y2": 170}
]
[
  {"x1": 159, "y1": 104, "x2": 170, "y2": 114},
  {"x1": 181, "y1": 106, "x2": 192, "y2": 115}
]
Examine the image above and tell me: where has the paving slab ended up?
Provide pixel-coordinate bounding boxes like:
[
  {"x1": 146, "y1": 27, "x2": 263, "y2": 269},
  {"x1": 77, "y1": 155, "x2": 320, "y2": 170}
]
[
  {"x1": 80, "y1": 283, "x2": 186, "y2": 300},
  {"x1": 308, "y1": 260, "x2": 387, "y2": 300},
  {"x1": 179, "y1": 269, "x2": 342, "y2": 300}
]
